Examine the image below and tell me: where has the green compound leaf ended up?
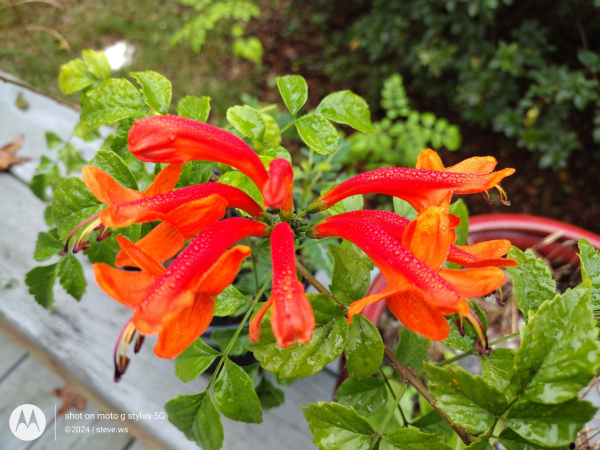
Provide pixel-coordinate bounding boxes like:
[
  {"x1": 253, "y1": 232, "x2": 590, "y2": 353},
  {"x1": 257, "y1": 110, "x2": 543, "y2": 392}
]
[
  {"x1": 176, "y1": 161, "x2": 212, "y2": 188},
  {"x1": 175, "y1": 338, "x2": 220, "y2": 383},
  {"x1": 396, "y1": 326, "x2": 429, "y2": 370},
  {"x1": 58, "y1": 144, "x2": 87, "y2": 175},
  {"x1": 247, "y1": 293, "x2": 349, "y2": 378},
  {"x1": 296, "y1": 114, "x2": 339, "y2": 155},
  {"x1": 442, "y1": 300, "x2": 488, "y2": 352},
  {"x1": 498, "y1": 427, "x2": 568, "y2": 450},
  {"x1": 57, "y1": 254, "x2": 86, "y2": 301},
  {"x1": 302, "y1": 401, "x2": 374, "y2": 450},
  {"x1": 464, "y1": 436, "x2": 493, "y2": 450},
  {"x1": 81, "y1": 79, "x2": 147, "y2": 128},
  {"x1": 505, "y1": 398, "x2": 596, "y2": 447},
  {"x1": 82, "y1": 50, "x2": 111, "y2": 81},
  {"x1": 479, "y1": 348, "x2": 516, "y2": 399},
  {"x1": 177, "y1": 95, "x2": 211, "y2": 122},
  {"x1": 165, "y1": 392, "x2": 223, "y2": 450},
  {"x1": 25, "y1": 263, "x2": 58, "y2": 309},
  {"x1": 214, "y1": 285, "x2": 251, "y2": 317},
  {"x1": 511, "y1": 282, "x2": 600, "y2": 404},
  {"x1": 506, "y1": 247, "x2": 556, "y2": 321},
  {"x1": 276, "y1": 75, "x2": 308, "y2": 117},
  {"x1": 59, "y1": 59, "x2": 95, "y2": 94},
  {"x1": 226, "y1": 105, "x2": 265, "y2": 141},
  {"x1": 211, "y1": 328, "x2": 250, "y2": 356},
  {"x1": 448, "y1": 199, "x2": 468, "y2": 246},
  {"x1": 328, "y1": 243, "x2": 371, "y2": 306},
  {"x1": 218, "y1": 171, "x2": 263, "y2": 206},
  {"x1": 256, "y1": 376, "x2": 285, "y2": 410},
  {"x1": 52, "y1": 178, "x2": 104, "y2": 241},
  {"x1": 34, "y1": 229, "x2": 64, "y2": 262},
  {"x1": 213, "y1": 358, "x2": 263, "y2": 423},
  {"x1": 335, "y1": 376, "x2": 386, "y2": 416},
  {"x1": 579, "y1": 238, "x2": 600, "y2": 309},
  {"x1": 424, "y1": 363, "x2": 507, "y2": 434},
  {"x1": 380, "y1": 427, "x2": 452, "y2": 450},
  {"x1": 130, "y1": 70, "x2": 172, "y2": 115},
  {"x1": 91, "y1": 149, "x2": 138, "y2": 190},
  {"x1": 345, "y1": 314, "x2": 383, "y2": 378},
  {"x1": 410, "y1": 410, "x2": 454, "y2": 444},
  {"x1": 393, "y1": 198, "x2": 417, "y2": 221},
  {"x1": 316, "y1": 90, "x2": 376, "y2": 133}
]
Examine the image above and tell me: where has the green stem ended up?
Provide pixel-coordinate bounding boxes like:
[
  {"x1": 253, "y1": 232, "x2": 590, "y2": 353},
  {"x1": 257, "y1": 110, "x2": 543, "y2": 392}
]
[
  {"x1": 295, "y1": 237, "x2": 339, "y2": 250},
  {"x1": 379, "y1": 368, "x2": 407, "y2": 426},
  {"x1": 246, "y1": 237, "x2": 260, "y2": 293},
  {"x1": 207, "y1": 275, "x2": 272, "y2": 389},
  {"x1": 369, "y1": 382, "x2": 407, "y2": 450},
  {"x1": 300, "y1": 149, "x2": 314, "y2": 206},
  {"x1": 262, "y1": 121, "x2": 295, "y2": 149},
  {"x1": 437, "y1": 332, "x2": 520, "y2": 366}
]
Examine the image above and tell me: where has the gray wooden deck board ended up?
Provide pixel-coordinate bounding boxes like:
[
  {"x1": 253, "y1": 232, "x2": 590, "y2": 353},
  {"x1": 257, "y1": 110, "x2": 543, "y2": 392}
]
[{"x1": 0, "y1": 76, "x2": 333, "y2": 449}]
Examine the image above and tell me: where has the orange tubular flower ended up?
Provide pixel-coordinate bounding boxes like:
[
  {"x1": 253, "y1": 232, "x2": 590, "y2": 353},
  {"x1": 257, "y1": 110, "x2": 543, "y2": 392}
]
[
  {"x1": 250, "y1": 222, "x2": 315, "y2": 348},
  {"x1": 128, "y1": 115, "x2": 270, "y2": 190},
  {"x1": 93, "y1": 218, "x2": 268, "y2": 380},
  {"x1": 263, "y1": 158, "x2": 294, "y2": 218},
  {"x1": 306, "y1": 149, "x2": 514, "y2": 214}
]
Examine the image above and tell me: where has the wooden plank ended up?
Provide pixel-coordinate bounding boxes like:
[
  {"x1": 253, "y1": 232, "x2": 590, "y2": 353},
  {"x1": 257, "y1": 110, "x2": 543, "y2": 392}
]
[
  {"x1": 0, "y1": 330, "x2": 28, "y2": 378},
  {"x1": 127, "y1": 440, "x2": 150, "y2": 450}
]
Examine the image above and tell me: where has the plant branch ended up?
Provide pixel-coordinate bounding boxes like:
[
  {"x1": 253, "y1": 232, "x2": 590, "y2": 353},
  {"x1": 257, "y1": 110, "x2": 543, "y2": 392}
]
[
  {"x1": 383, "y1": 346, "x2": 471, "y2": 445},
  {"x1": 294, "y1": 259, "x2": 345, "y2": 309},
  {"x1": 0, "y1": 74, "x2": 79, "y2": 110},
  {"x1": 379, "y1": 367, "x2": 407, "y2": 426}
]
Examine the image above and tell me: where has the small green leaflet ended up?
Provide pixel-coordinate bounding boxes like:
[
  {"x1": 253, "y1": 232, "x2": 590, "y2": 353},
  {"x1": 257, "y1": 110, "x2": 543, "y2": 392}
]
[
  {"x1": 59, "y1": 59, "x2": 95, "y2": 94},
  {"x1": 379, "y1": 427, "x2": 453, "y2": 450},
  {"x1": 81, "y1": 50, "x2": 111, "y2": 81},
  {"x1": 91, "y1": 150, "x2": 138, "y2": 190},
  {"x1": 34, "y1": 229, "x2": 64, "y2": 262},
  {"x1": 442, "y1": 300, "x2": 488, "y2": 352},
  {"x1": 448, "y1": 199, "x2": 468, "y2": 246},
  {"x1": 345, "y1": 315, "x2": 383, "y2": 378},
  {"x1": 316, "y1": 90, "x2": 376, "y2": 133},
  {"x1": 45, "y1": 131, "x2": 63, "y2": 149},
  {"x1": 25, "y1": 264, "x2": 58, "y2": 309},
  {"x1": 579, "y1": 238, "x2": 600, "y2": 308},
  {"x1": 218, "y1": 171, "x2": 264, "y2": 206},
  {"x1": 506, "y1": 247, "x2": 556, "y2": 321},
  {"x1": 302, "y1": 402, "x2": 374, "y2": 450},
  {"x1": 396, "y1": 327, "x2": 429, "y2": 370},
  {"x1": 296, "y1": 114, "x2": 339, "y2": 155},
  {"x1": 335, "y1": 376, "x2": 387, "y2": 416},
  {"x1": 328, "y1": 243, "x2": 371, "y2": 306},
  {"x1": 424, "y1": 363, "x2": 507, "y2": 434},
  {"x1": 479, "y1": 347, "x2": 516, "y2": 399},
  {"x1": 510, "y1": 282, "x2": 600, "y2": 404},
  {"x1": 81, "y1": 79, "x2": 147, "y2": 128},
  {"x1": 276, "y1": 75, "x2": 308, "y2": 117},
  {"x1": 213, "y1": 358, "x2": 263, "y2": 423},
  {"x1": 498, "y1": 427, "x2": 568, "y2": 450},
  {"x1": 175, "y1": 338, "x2": 220, "y2": 383},
  {"x1": 256, "y1": 376, "x2": 285, "y2": 410},
  {"x1": 393, "y1": 198, "x2": 417, "y2": 221},
  {"x1": 257, "y1": 113, "x2": 281, "y2": 146},
  {"x1": 177, "y1": 95, "x2": 211, "y2": 122},
  {"x1": 130, "y1": 71, "x2": 172, "y2": 115},
  {"x1": 211, "y1": 328, "x2": 250, "y2": 356},
  {"x1": 58, "y1": 144, "x2": 87, "y2": 175},
  {"x1": 165, "y1": 392, "x2": 224, "y2": 450},
  {"x1": 176, "y1": 161, "x2": 212, "y2": 188},
  {"x1": 57, "y1": 254, "x2": 86, "y2": 301},
  {"x1": 410, "y1": 410, "x2": 454, "y2": 444},
  {"x1": 214, "y1": 285, "x2": 251, "y2": 317},
  {"x1": 226, "y1": 105, "x2": 265, "y2": 141}
]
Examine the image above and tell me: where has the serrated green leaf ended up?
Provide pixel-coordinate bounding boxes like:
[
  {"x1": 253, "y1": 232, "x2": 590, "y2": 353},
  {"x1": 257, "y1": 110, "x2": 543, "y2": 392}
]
[
  {"x1": 261, "y1": 145, "x2": 291, "y2": 164},
  {"x1": 91, "y1": 149, "x2": 138, "y2": 190},
  {"x1": 302, "y1": 402, "x2": 374, "y2": 450},
  {"x1": 276, "y1": 75, "x2": 308, "y2": 117},
  {"x1": 81, "y1": 79, "x2": 147, "y2": 128},
  {"x1": 59, "y1": 59, "x2": 94, "y2": 94},
  {"x1": 329, "y1": 244, "x2": 371, "y2": 306},
  {"x1": 242, "y1": 363, "x2": 260, "y2": 385},
  {"x1": 505, "y1": 398, "x2": 596, "y2": 447},
  {"x1": 109, "y1": 118, "x2": 134, "y2": 159},
  {"x1": 82, "y1": 50, "x2": 111, "y2": 81},
  {"x1": 296, "y1": 114, "x2": 339, "y2": 155},
  {"x1": 410, "y1": 410, "x2": 454, "y2": 444},
  {"x1": 176, "y1": 161, "x2": 212, "y2": 188},
  {"x1": 175, "y1": 338, "x2": 220, "y2": 383},
  {"x1": 424, "y1": 363, "x2": 507, "y2": 434},
  {"x1": 30, "y1": 173, "x2": 48, "y2": 202},
  {"x1": 336, "y1": 376, "x2": 386, "y2": 416},
  {"x1": 130, "y1": 71, "x2": 172, "y2": 115},
  {"x1": 380, "y1": 427, "x2": 452, "y2": 450},
  {"x1": 498, "y1": 427, "x2": 568, "y2": 450},
  {"x1": 511, "y1": 282, "x2": 600, "y2": 404},
  {"x1": 345, "y1": 315, "x2": 383, "y2": 378},
  {"x1": 506, "y1": 247, "x2": 556, "y2": 320},
  {"x1": 214, "y1": 285, "x2": 250, "y2": 317},
  {"x1": 465, "y1": 436, "x2": 492, "y2": 449},
  {"x1": 57, "y1": 254, "x2": 86, "y2": 301},
  {"x1": 272, "y1": 371, "x2": 297, "y2": 386},
  {"x1": 316, "y1": 91, "x2": 375, "y2": 133},
  {"x1": 579, "y1": 238, "x2": 600, "y2": 308},
  {"x1": 177, "y1": 95, "x2": 211, "y2": 122},
  {"x1": 211, "y1": 328, "x2": 250, "y2": 356},
  {"x1": 213, "y1": 358, "x2": 262, "y2": 423},
  {"x1": 165, "y1": 392, "x2": 223, "y2": 450},
  {"x1": 25, "y1": 264, "x2": 58, "y2": 309},
  {"x1": 34, "y1": 230, "x2": 64, "y2": 262},
  {"x1": 442, "y1": 300, "x2": 488, "y2": 352},
  {"x1": 247, "y1": 293, "x2": 349, "y2": 378},
  {"x1": 256, "y1": 376, "x2": 285, "y2": 410},
  {"x1": 448, "y1": 199, "x2": 468, "y2": 246},
  {"x1": 45, "y1": 131, "x2": 62, "y2": 149},
  {"x1": 58, "y1": 143, "x2": 87, "y2": 174},
  {"x1": 52, "y1": 178, "x2": 103, "y2": 241},
  {"x1": 396, "y1": 327, "x2": 429, "y2": 370},
  {"x1": 227, "y1": 105, "x2": 265, "y2": 141},
  {"x1": 479, "y1": 348, "x2": 515, "y2": 398},
  {"x1": 218, "y1": 170, "x2": 263, "y2": 205},
  {"x1": 393, "y1": 197, "x2": 417, "y2": 221}
]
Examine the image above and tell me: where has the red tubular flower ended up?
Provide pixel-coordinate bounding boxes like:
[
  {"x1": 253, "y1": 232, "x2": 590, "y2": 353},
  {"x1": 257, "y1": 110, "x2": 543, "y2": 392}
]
[
  {"x1": 93, "y1": 218, "x2": 268, "y2": 379},
  {"x1": 128, "y1": 115, "x2": 270, "y2": 190},
  {"x1": 306, "y1": 149, "x2": 514, "y2": 214},
  {"x1": 263, "y1": 158, "x2": 294, "y2": 217},
  {"x1": 250, "y1": 222, "x2": 315, "y2": 348}
]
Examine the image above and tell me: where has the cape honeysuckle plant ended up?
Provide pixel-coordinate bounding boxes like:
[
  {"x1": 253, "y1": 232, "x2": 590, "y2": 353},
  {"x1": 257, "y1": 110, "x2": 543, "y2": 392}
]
[{"x1": 24, "y1": 50, "x2": 600, "y2": 449}]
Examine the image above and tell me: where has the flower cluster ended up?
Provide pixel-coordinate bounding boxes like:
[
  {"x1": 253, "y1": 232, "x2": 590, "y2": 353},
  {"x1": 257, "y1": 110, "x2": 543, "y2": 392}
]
[{"x1": 63, "y1": 115, "x2": 515, "y2": 381}]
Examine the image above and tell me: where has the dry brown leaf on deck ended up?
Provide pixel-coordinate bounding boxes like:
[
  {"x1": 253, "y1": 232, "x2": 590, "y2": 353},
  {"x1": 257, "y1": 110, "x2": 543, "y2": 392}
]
[
  {"x1": 0, "y1": 135, "x2": 31, "y2": 170},
  {"x1": 53, "y1": 384, "x2": 87, "y2": 415}
]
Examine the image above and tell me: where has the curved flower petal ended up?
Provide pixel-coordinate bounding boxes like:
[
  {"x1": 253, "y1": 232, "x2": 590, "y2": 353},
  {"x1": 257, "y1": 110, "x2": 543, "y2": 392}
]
[
  {"x1": 263, "y1": 158, "x2": 294, "y2": 213},
  {"x1": 401, "y1": 206, "x2": 451, "y2": 271},
  {"x1": 128, "y1": 115, "x2": 269, "y2": 190},
  {"x1": 143, "y1": 163, "x2": 184, "y2": 197},
  {"x1": 116, "y1": 223, "x2": 185, "y2": 267},
  {"x1": 438, "y1": 267, "x2": 506, "y2": 298},
  {"x1": 116, "y1": 235, "x2": 165, "y2": 278},
  {"x1": 93, "y1": 263, "x2": 154, "y2": 308},
  {"x1": 83, "y1": 166, "x2": 143, "y2": 205},
  {"x1": 448, "y1": 240, "x2": 517, "y2": 268},
  {"x1": 194, "y1": 245, "x2": 252, "y2": 296},
  {"x1": 415, "y1": 149, "x2": 445, "y2": 171}
]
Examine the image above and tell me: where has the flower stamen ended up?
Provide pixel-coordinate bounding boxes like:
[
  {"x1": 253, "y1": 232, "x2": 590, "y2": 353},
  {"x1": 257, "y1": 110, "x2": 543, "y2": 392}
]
[
  {"x1": 464, "y1": 309, "x2": 491, "y2": 356},
  {"x1": 113, "y1": 320, "x2": 143, "y2": 382},
  {"x1": 61, "y1": 214, "x2": 100, "y2": 256}
]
